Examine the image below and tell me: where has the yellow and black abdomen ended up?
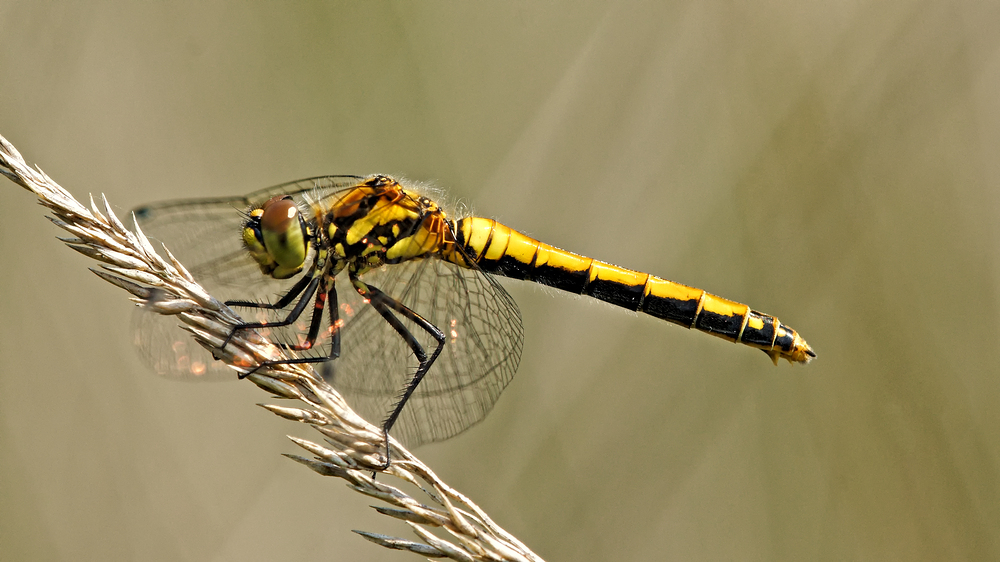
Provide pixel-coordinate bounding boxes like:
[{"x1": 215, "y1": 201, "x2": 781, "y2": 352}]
[{"x1": 449, "y1": 217, "x2": 814, "y2": 364}]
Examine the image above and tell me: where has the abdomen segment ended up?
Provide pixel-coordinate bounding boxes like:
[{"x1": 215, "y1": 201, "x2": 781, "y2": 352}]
[{"x1": 449, "y1": 217, "x2": 814, "y2": 364}]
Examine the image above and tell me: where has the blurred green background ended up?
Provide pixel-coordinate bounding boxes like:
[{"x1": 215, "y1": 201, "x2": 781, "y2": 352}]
[{"x1": 2, "y1": 2, "x2": 999, "y2": 561}]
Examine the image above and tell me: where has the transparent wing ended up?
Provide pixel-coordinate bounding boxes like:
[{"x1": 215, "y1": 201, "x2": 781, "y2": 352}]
[
  {"x1": 129, "y1": 175, "x2": 364, "y2": 379},
  {"x1": 130, "y1": 306, "x2": 238, "y2": 381},
  {"x1": 130, "y1": 174, "x2": 524, "y2": 447},
  {"x1": 130, "y1": 175, "x2": 363, "y2": 299},
  {"x1": 329, "y1": 256, "x2": 524, "y2": 447}
]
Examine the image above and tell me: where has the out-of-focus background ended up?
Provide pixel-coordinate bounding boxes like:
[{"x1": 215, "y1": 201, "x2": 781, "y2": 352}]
[{"x1": 2, "y1": 2, "x2": 999, "y2": 561}]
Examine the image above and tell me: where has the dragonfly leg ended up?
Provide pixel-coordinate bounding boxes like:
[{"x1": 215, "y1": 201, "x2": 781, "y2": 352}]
[
  {"x1": 279, "y1": 275, "x2": 331, "y2": 352},
  {"x1": 352, "y1": 275, "x2": 445, "y2": 469},
  {"x1": 237, "y1": 279, "x2": 343, "y2": 378},
  {"x1": 319, "y1": 288, "x2": 342, "y2": 384},
  {"x1": 222, "y1": 275, "x2": 320, "y2": 349}
]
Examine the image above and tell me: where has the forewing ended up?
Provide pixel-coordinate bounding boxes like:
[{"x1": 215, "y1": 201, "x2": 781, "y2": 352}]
[
  {"x1": 129, "y1": 175, "x2": 364, "y2": 380},
  {"x1": 130, "y1": 175, "x2": 363, "y2": 299}
]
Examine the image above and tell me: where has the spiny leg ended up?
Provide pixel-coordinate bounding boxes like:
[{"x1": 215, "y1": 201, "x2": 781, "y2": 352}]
[
  {"x1": 238, "y1": 277, "x2": 343, "y2": 378},
  {"x1": 352, "y1": 275, "x2": 445, "y2": 469},
  {"x1": 222, "y1": 274, "x2": 320, "y2": 348},
  {"x1": 319, "y1": 287, "x2": 342, "y2": 384},
  {"x1": 280, "y1": 275, "x2": 332, "y2": 352},
  {"x1": 281, "y1": 272, "x2": 342, "y2": 368}
]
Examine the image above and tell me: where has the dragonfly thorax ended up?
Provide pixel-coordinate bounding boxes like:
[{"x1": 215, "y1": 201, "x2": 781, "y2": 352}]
[{"x1": 323, "y1": 176, "x2": 456, "y2": 276}]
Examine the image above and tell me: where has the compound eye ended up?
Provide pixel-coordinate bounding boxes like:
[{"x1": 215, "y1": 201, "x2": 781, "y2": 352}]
[
  {"x1": 259, "y1": 196, "x2": 296, "y2": 234},
  {"x1": 258, "y1": 196, "x2": 308, "y2": 278}
]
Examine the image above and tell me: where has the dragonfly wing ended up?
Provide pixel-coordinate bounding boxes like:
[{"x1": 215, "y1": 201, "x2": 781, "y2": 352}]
[
  {"x1": 130, "y1": 305, "x2": 239, "y2": 381},
  {"x1": 331, "y1": 258, "x2": 524, "y2": 447},
  {"x1": 130, "y1": 176, "x2": 363, "y2": 299},
  {"x1": 129, "y1": 176, "x2": 367, "y2": 381}
]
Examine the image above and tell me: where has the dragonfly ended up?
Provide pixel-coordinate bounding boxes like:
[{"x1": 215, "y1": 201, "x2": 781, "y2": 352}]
[{"x1": 132, "y1": 174, "x2": 814, "y2": 457}]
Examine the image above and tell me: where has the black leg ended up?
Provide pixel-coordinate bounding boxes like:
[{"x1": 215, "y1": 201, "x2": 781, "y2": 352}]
[
  {"x1": 353, "y1": 277, "x2": 445, "y2": 469},
  {"x1": 222, "y1": 275, "x2": 320, "y2": 348},
  {"x1": 237, "y1": 281, "x2": 343, "y2": 379},
  {"x1": 319, "y1": 287, "x2": 341, "y2": 384},
  {"x1": 280, "y1": 275, "x2": 330, "y2": 352}
]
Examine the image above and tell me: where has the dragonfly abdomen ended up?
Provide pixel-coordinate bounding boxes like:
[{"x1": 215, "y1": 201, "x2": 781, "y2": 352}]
[{"x1": 451, "y1": 217, "x2": 814, "y2": 364}]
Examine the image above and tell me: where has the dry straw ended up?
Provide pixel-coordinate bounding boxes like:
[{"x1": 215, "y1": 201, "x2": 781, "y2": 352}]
[{"x1": 0, "y1": 133, "x2": 541, "y2": 562}]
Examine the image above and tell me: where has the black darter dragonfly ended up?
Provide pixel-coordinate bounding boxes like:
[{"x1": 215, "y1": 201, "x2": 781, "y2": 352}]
[{"x1": 132, "y1": 175, "x2": 814, "y2": 453}]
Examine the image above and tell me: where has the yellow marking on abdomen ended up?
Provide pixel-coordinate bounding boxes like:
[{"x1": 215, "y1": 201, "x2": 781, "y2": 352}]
[{"x1": 448, "y1": 216, "x2": 814, "y2": 364}]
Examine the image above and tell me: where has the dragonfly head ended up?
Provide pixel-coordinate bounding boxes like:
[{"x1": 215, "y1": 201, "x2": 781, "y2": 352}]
[{"x1": 243, "y1": 195, "x2": 310, "y2": 279}]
